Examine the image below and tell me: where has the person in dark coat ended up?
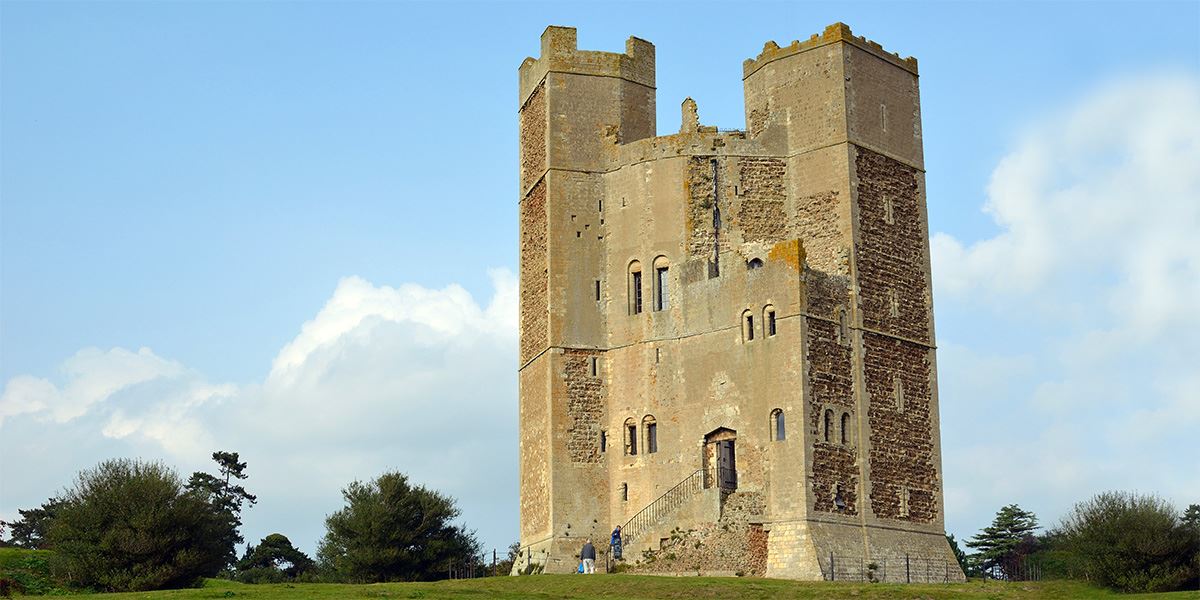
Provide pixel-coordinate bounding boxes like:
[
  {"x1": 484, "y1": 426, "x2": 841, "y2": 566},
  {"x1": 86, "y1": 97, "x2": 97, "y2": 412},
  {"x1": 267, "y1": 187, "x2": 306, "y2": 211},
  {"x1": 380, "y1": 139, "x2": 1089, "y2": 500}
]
[
  {"x1": 610, "y1": 525, "x2": 623, "y2": 560},
  {"x1": 581, "y1": 538, "x2": 596, "y2": 574}
]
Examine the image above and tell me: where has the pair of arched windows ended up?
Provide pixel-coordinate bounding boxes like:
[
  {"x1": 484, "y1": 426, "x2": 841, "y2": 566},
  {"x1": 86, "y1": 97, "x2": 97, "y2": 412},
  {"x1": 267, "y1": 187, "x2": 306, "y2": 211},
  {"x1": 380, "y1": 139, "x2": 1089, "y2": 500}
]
[
  {"x1": 628, "y1": 257, "x2": 670, "y2": 315},
  {"x1": 742, "y1": 305, "x2": 777, "y2": 342},
  {"x1": 622, "y1": 415, "x2": 658, "y2": 456},
  {"x1": 770, "y1": 408, "x2": 786, "y2": 441},
  {"x1": 823, "y1": 408, "x2": 852, "y2": 446}
]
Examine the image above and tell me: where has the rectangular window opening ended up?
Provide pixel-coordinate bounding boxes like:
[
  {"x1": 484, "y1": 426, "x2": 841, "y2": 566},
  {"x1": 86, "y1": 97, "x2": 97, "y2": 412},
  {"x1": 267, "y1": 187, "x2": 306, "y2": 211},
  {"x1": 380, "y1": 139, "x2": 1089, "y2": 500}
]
[
  {"x1": 600, "y1": 431, "x2": 607, "y2": 453},
  {"x1": 595, "y1": 280, "x2": 601, "y2": 301},
  {"x1": 628, "y1": 425, "x2": 638, "y2": 455},
  {"x1": 647, "y1": 423, "x2": 657, "y2": 454},
  {"x1": 621, "y1": 483, "x2": 628, "y2": 501},
  {"x1": 746, "y1": 315, "x2": 755, "y2": 341},
  {"x1": 768, "y1": 310, "x2": 777, "y2": 336},
  {"x1": 590, "y1": 357, "x2": 598, "y2": 377}
]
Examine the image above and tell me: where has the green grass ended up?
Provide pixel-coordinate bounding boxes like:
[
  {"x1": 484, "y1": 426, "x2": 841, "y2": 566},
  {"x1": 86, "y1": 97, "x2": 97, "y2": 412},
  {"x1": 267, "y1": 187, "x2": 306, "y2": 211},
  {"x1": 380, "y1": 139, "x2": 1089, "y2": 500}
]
[{"x1": 82, "y1": 575, "x2": 1200, "y2": 600}]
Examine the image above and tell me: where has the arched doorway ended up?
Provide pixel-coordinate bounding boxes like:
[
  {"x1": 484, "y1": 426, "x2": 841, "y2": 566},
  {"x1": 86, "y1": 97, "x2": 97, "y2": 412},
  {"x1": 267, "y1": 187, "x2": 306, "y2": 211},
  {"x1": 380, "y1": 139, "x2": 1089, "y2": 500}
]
[{"x1": 703, "y1": 427, "x2": 737, "y2": 490}]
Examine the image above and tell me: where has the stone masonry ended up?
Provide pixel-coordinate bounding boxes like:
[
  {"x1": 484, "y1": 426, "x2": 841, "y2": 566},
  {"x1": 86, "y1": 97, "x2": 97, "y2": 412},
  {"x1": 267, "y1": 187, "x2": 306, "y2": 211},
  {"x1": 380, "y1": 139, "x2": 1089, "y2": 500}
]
[{"x1": 516, "y1": 23, "x2": 964, "y2": 581}]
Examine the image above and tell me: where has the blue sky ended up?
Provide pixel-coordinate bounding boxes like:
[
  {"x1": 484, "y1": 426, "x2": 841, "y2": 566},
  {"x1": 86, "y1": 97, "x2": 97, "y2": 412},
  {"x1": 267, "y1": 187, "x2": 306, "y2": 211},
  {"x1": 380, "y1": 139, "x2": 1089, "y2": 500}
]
[{"x1": 2, "y1": 1, "x2": 1198, "y2": 557}]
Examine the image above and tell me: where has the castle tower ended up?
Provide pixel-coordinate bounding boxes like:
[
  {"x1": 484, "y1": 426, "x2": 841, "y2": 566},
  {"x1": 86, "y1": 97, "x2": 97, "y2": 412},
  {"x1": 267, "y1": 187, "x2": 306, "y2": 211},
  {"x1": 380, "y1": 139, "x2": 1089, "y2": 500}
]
[{"x1": 516, "y1": 24, "x2": 963, "y2": 581}]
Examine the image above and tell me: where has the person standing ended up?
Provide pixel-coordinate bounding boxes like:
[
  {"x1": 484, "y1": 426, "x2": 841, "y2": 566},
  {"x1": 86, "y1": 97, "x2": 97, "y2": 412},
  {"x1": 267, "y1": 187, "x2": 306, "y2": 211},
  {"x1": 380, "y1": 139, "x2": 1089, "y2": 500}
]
[
  {"x1": 610, "y1": 525, "x2": 623, "y2": 561},
  {"x1": 581, "y1": 538, "x2": 596, "y2": 574}
]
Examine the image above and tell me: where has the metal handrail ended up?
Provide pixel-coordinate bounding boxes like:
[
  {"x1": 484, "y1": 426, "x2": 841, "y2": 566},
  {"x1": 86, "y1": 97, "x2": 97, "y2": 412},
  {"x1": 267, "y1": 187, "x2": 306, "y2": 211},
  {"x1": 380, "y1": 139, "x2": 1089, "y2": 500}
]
[{"x1": 620, "y1": 468, "x2": 706, "y2": 545}]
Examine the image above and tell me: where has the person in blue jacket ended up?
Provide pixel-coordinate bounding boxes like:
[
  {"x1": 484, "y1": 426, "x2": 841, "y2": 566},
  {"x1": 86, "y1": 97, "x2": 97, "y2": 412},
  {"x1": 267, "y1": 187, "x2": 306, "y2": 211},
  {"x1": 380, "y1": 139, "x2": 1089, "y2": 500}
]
[{"x1": 610, "y1": 525, "x2": 623, "y2": 561}]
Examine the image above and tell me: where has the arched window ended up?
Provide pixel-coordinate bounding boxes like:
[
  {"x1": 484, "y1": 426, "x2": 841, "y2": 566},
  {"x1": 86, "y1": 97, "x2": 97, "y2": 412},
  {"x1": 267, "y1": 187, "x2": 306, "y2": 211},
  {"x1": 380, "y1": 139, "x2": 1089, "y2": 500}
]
[
  {"x1": 764, "y1": 305, "x2": 777, "y2": 337},
  {"x1": 643, "y1": 415, "x2": 658, "y2": 453},
  {"x1": 628, "y1": 261, "x2": 643, "y2": 315},
  {"x1": 747, "y1": 258, "x2": 764, "y2": 270},
  {"x1": 823, "y1": 409, "x2": 834, "y2": 443},
  {"x1": 624, "y1": 418, "x2": 638, "y2": 455},
  {"x1": 770, "y1": 408, "x2": 785, "y2": 442},
  {"x1": 653, "y1": 256, "x2": 670, "y2": 311},
  {"x1": 841, "y1": 412, "x2": 851, "y2": 445},
  {"x1": 742, "y1": 309, "x2": 755, "y2": 342}
]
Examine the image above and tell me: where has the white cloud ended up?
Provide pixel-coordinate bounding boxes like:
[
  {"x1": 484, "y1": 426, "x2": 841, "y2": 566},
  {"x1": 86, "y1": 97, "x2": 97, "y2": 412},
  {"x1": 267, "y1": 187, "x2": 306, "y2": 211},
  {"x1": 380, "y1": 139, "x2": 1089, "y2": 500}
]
[
  {"x1": 0, "y1": 270, "x2": 520, "y2": 554},
  {"x1": 0, "y1": 347, "x2": 186, "y2": 426},
  {"x1": 933, "y1": 71, "x2": 1200, "y2": 538}
]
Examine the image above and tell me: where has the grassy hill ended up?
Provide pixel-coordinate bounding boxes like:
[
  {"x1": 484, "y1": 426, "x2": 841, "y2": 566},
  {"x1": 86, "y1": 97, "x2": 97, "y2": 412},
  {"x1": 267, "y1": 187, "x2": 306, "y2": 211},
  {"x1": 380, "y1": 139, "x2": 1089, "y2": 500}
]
[{"x1": 88, "y1": 575, "x2": 1199, "y2": 599}]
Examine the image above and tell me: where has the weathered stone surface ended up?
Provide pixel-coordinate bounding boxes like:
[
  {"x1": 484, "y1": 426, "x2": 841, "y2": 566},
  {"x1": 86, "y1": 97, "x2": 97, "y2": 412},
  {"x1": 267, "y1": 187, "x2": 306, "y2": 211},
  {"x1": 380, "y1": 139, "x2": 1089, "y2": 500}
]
[{"x1": 516, "y1": 23, "x2": 961, "y2": 581}]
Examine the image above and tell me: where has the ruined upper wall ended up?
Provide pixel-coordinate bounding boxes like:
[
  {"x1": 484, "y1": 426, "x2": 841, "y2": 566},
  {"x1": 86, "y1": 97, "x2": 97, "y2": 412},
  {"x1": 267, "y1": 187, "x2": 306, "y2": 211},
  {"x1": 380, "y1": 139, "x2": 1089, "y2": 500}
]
[
  {"x1": 743, "y1": 22, "x2": 918, "y2": 79},
  {"x1": 519, "y1": 26, "x2": 655, "y2": 105}
]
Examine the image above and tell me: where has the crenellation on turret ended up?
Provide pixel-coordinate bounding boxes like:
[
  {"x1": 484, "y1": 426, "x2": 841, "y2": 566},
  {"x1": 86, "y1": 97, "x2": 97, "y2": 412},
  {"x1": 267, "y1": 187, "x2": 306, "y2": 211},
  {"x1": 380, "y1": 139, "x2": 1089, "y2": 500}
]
[{"x1": 743, "y1": 22, "x2": 918, "y2": 79}]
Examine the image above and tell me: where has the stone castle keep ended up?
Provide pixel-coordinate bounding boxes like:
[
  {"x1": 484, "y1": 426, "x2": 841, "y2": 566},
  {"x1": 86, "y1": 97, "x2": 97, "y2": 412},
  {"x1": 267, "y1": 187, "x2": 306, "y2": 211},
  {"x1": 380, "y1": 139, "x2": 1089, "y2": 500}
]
[{"x1": 516, "y1": 23, "x2": 965, "y2": 581}]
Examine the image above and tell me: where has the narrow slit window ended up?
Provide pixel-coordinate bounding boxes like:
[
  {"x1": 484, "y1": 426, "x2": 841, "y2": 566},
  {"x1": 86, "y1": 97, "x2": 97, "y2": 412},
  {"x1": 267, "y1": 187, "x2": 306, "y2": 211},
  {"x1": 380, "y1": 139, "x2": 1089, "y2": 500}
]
[
  {"x1": 824, "y1": 409, "x2": 834, "y2": 443},
  {"x1": 595, "y1": 280, "x2": 601, "y2": 301},
  {"x1": 766, "y1": 307, "x2": 777, "y2": 337},
  {"x1": 621, "y1": 483, "x2": 628, "y2": 501},
  {"x1": 655, "y1": 266, "x2": 669, "y2": 311},
  {"x1": 899, "y1": 486, "x2": 910, "y2": 518},
  {"x1": 600, "y1": 431, "x2": 607, "y2": 453},
  {"x1": 771, "y1": 409, "x2": 785, "y2": 441},
  {"x1": 884, "y1": 195, "x2": 895, "y2": 225},
  {"x1": 888, "y1": 289, "x2": 899, "y2": 318},
  {"x1": 894, "y1": 376, "x2": 905, "y2": 412},
  {"x1": 625, "y1": 419, "x2": 638, "y2": 456},
  {"x1": 881, "y1": 102, "x2": 888, "y2": 133},
  {"x1": 633, "y1": 271, "x2": 642, "y2": 314},
  {"x1": 645, "y1": 419, "x2": 657, "y2": 454},
  {"x1": 841, "y1": 412, "x2": 851, "y2": 445},
  {"x1": 590, "y1": 357, "x2": 598, "y2": 377},
  {"x1": 745, "y1": 313, "x2": 755, "y2": 341},
  {"x1": 837, "y1": 308, "x2": 848, "y2": 345},
  {"x1": 629, "y1": 262, "x2": 643, "y2": 315}
]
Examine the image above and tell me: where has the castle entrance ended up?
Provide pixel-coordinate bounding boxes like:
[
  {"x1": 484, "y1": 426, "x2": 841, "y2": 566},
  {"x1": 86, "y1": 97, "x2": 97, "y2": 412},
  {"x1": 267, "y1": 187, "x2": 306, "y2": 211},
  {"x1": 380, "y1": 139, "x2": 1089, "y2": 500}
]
[{"x1": 703, "y1": 428, "x2": 737, "y2": 490}]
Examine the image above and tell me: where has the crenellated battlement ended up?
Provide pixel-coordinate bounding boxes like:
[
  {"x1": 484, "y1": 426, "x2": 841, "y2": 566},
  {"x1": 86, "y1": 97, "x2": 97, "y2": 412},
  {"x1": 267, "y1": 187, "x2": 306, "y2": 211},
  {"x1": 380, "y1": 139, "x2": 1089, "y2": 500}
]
[
  {"x1": 742, "y1": 22, "x2": 918, "y2": 78},
  {"x1": 519, "y1": 25, "x2": 655, "y2": 105}
]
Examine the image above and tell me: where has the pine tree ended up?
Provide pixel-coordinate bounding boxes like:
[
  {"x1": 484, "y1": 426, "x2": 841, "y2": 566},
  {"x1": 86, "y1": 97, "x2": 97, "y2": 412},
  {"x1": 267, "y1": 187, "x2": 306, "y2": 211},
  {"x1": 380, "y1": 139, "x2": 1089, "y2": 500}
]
[{"x1": 966, "y1": 504, "x2": 1039, "y2": 579}]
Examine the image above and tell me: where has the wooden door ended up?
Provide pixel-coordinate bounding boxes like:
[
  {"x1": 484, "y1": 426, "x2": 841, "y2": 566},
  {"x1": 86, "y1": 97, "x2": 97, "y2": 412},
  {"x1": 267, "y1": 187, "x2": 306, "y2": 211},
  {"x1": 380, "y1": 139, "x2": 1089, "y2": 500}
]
[{"x1": 717, "y1": 440, "x2": 737, "y2": 490}]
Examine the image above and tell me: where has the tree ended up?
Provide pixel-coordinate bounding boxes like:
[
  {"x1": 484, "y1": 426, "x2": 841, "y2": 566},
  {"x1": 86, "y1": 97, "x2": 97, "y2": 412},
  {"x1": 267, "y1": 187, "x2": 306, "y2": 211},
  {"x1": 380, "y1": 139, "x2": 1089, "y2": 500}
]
[
  {"x1": 317, "y1": 471, "x2": 480, "y2": 582},
  {"x1": 185, "y1": 451, "x2": 257, "y2": 569},
  {"x1": 0, "y1": 497, "x2": 67, "y2": 549},
  {"x1": 236, "y1": 533, "x2": 315, "y2": 583},
  {"x1": 1054, "y1": 491, "x2": 1197, "y2": 593},
  {"x1": 966, "y1": 504, "x2": 1039, "y2": 579},
  {"x1": 47, "y1": 458, "x2": 231, "y2": 591}
]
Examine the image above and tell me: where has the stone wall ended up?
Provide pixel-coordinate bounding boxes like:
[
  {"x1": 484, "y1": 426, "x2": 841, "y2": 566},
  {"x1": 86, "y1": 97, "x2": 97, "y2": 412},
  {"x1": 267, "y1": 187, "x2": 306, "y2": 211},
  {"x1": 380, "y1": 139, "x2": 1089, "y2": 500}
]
[
  {"x1": 520, "y1": 82, "x2": 546, "y2": 191},
  {"x1": 520, "y1": 180, "x2": 548, "y2": 365},
  {"x1": 563, "y1": 348, "x2": 603, "y2": 464},
  {"x1": 793, "y1": 190, "x2": 846, "y2": 274},
  {"x1": 854, "y1": 147, "x2": 929, "y2": 343},
  {"x1": 736, "y1": 158, "x2": 787, "y2": 244},
  {"x1": 519, "y1": 365, "x2": 550, "y2": 539},
  {"x1": 627, "y1": 491, "x2": 767, "y2": 576},
  {"x1": 864, "y1": 332, "x2": 937, "y2": 522}
]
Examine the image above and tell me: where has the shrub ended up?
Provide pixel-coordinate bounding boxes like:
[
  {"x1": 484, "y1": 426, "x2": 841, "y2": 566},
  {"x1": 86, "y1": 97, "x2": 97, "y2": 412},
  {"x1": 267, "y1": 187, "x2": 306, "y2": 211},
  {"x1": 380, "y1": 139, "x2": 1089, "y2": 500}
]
[
  {"x1": 1054, "y1": 491, "x2": 1197, "y2": 593},
  {"x1": 48, "y1": 458, "x2": 232, "y2": 592},
  {"x1": 317, "y1": 471, "x2": 480, "y2": 582},
  {"x1": 0, "y1": 548, "x2": 59, "y2": 595}
]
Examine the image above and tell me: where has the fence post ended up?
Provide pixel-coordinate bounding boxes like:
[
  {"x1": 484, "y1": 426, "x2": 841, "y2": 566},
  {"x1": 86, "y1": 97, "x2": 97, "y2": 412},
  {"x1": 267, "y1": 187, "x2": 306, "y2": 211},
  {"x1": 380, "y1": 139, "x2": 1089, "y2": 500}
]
[
  {"x1": 905, "y1": 553, "x2": 910, "y2": 583},
  {"x1": 830, "y1": 552, "x2": 835, "y2": 581}
]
